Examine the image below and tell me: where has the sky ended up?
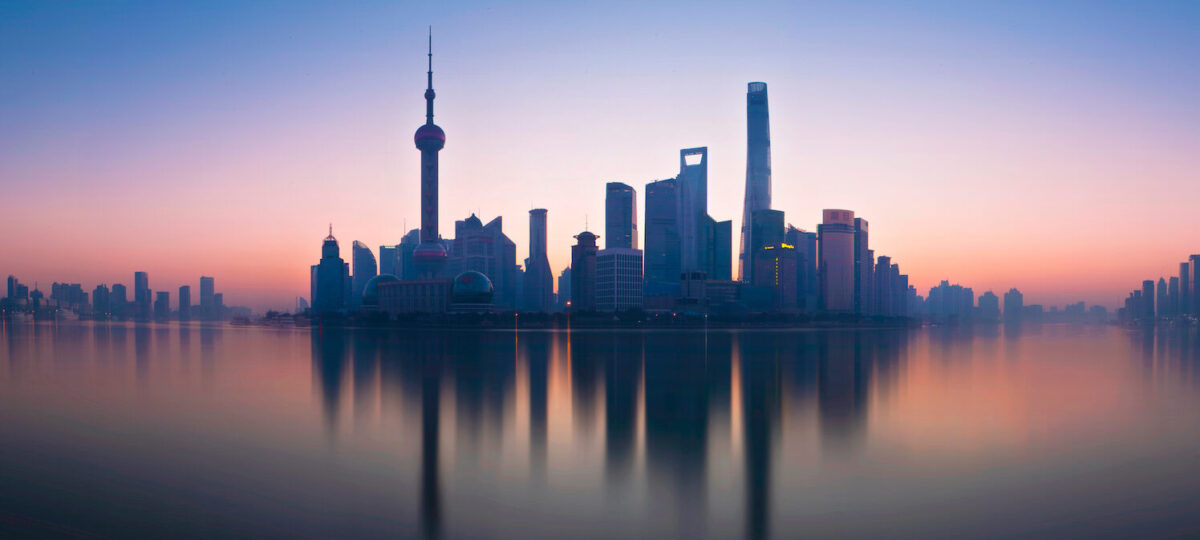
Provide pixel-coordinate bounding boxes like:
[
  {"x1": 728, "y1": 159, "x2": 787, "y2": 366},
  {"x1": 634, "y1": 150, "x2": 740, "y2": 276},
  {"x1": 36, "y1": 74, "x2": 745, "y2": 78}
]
[{"x1": 2, "y1": 0, "x2": 1198, "y2": 312}]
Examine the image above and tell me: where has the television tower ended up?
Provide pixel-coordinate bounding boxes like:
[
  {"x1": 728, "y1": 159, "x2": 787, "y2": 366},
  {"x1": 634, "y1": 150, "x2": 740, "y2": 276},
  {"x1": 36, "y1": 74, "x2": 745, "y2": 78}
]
[{"x1": 412, "y1": 28, "x2": 448, "y2": 278}]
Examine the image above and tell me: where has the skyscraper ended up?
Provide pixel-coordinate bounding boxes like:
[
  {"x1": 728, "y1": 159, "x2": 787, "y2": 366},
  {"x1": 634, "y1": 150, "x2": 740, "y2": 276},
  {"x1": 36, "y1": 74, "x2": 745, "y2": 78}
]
[
  {"x1": 154, "y1": 291, "x2": 170, "y2": 320},
  {"x1": 1169, "y1": 276, "x2": 1180, "y2": 318},
  {"x1": 739, "y1": 81, "x2": 771, "y2": 282},
  {"x1": 817, "y1": 210, "x2": 855, "y2": 312},
  {"x1": 1157, "y1": 277, "x2": 1169, "y2": 318},
  {"x1": 134, "y1": 271, "x2": 150, "y2": 321},
  {"x1": 752, "y1": 243, "x2": 798, "y2": 311},
  {"x1": 854, "y1": 218, "x2": 873, "y2": 315},
  {"x1": 379, "y1": 245, "x2": 399, "y2": 278},
  {"x1": 412, "y1": 31, "x2": 448, "y2": 279},
  {"x1": 605, "y1": 182, "x2": 637, "y2": 250},
  {"x1": 178, "y1": 285, "x2": 191, "y2": 321},
  {"x1": 570, "y1": 231, "x2": 599, "y2": 312},
  {"x1": 351, "y1": 241, "x2": 378, "y2": 308},
  {"x1": 785, "y1": 226, "x2": 818, "y2": 311},
  {"x1": 523, "y1": 208, "x2": 554, "y2": 312},
  {"x1": 111, "y1": 284, "x2": 128, "y2": 320},
  {"x1": 1191, "y1": 255, "x2": 1200, "y2": 317},
  {"x1": 644, "y1": 178, "x2": 681, "y2": 290},
  {"x1": 874, "y1": 255, "x2": 893, "y2": 316},
  {"x1": 314, "y1": 226, "x2": 347, "y2": 314},
  {"x1": 708, "y1": 218, "x2": 733, "y2": 281},
  {"x1": 200, "y1": 276, "x2": 215, "y2": 321},
  {"x1": 1142, "y1": 280, "x2": 1155, "y2": 321},
  {"x1": 1180, "y1": 261, "x2": 1191, "y2": 317},
  {"x1": 677, "y1": 147, "x2": 708, "y2": 273}
]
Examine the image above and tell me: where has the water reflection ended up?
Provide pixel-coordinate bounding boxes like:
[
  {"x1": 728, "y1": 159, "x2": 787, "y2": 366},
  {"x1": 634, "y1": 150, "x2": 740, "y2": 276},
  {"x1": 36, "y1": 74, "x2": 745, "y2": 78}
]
[
  {"x1": 304, "y1": 328, "x2": 916, "y2": 538},
  {"x1": 5, "y1": 323, "x2": 1200, "y2": 538}
]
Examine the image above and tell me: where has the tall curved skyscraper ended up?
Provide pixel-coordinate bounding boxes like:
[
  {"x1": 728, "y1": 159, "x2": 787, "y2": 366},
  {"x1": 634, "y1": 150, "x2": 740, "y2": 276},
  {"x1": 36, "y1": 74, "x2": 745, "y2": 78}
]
[
  {"x1": 412, "y1": 30, "x2": 448, "y2": 278},
  {"x1": 738, "y1": 82, "x2": 772, "y2": 282}
]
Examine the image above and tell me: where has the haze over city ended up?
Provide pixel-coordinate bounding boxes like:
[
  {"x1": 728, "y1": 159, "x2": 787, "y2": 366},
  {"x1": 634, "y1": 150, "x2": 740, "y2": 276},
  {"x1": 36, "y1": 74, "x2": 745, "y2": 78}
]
[{"x1": 3, "y1": 1, "x2": 1198, "y2": 311}]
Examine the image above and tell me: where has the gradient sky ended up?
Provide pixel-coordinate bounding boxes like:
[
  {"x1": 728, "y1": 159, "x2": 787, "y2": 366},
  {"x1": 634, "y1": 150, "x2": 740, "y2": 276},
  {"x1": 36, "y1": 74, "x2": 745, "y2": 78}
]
[{"x1": 2, "y1": 1, "x2": 1198, "y2": 311}]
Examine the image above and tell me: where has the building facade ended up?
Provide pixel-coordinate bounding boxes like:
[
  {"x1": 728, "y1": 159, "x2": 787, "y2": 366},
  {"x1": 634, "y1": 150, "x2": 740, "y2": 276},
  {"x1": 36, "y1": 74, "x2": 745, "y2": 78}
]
[
  {"x1": 596, "y1": 248, "x2": 644, "y2": 312},
  {"x1": 817, "y1": 209, "x2": 855, "y2": 312}
]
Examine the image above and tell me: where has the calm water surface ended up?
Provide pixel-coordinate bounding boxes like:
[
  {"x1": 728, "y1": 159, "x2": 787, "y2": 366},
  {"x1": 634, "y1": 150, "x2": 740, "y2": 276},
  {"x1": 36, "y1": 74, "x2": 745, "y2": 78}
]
[{"x1": 2, "y1": 322, "x2": 1200, "y2": 539}]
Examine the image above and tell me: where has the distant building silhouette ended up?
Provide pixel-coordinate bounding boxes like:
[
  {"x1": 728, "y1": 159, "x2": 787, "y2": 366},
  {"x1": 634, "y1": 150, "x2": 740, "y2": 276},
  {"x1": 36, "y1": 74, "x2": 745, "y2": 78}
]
[
  {"x1": 739, "y1": 82, "x2": 772, "y2": 282},
  {"x1": 200, "y1": 276, "x2": 215, "y2": 321},
  {"x1": 111, "y1": 284, "x2": 128, "y2": 320},
  {"x1": 1157, "y1": 277, "x2": 1169, "y2": 318},
  {"x1": 134, "y1": 271, "x2": 150, "y2": 321},
  {"x1": 570, "y1": 231, "x2": 599, "y2": 311},
  {"x1": 154, "y1": 291, "x2": 170, "y2": 320},
  {"x1": 1142, "y1": 279, "x2": 1155, "y2": 321},
  {"x1": 854, "y1": 217, "x2": 872, "y2": 315},
  {"x1": 978, "y1": 291, "x2": 1000, "y2": 322},
  {"x1": 1180, "y1": 262, "x2": 1192, "y2": 317},
  {"x1": 1003, "y1": 288, "x2": 1023, "y2": 322},
  {"x1": 818, "y1": 210, "x2": 855, "y2": 312},
  {"x1": 92, "y1": 284, "x2": 110, "y2": 319},
  {"x1": 1168, "y1": 276, "x2": 1180, "y2": 318},
  {"x1": 1191, "y1": 255, "x2": 1200, "y2": 317},
  {"x1": 178, "y1": 285, "x2": 191, "y2": 321}
]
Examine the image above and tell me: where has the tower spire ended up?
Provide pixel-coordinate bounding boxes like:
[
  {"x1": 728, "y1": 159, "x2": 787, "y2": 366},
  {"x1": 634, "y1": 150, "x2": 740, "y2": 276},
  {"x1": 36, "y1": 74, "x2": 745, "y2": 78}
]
[{"x1": 425, "y1": 26, "x2": 435, "y2": 125}]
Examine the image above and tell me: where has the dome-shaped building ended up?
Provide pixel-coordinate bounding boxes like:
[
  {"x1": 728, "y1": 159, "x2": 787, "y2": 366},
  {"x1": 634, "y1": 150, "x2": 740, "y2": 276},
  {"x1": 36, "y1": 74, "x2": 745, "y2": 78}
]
[
  {"x1": 451, "y1": 271, "x2": 494, "y2": 312},
  {"x1": 361, "y1": 274, "x2": 399, "y2": 307}
]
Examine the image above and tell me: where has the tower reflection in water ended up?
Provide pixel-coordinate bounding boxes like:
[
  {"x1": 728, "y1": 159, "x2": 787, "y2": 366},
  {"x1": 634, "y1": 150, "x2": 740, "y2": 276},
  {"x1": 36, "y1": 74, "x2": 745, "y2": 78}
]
[{"x1": 310, "y1": 328, "x2": 910, "y2": 539}]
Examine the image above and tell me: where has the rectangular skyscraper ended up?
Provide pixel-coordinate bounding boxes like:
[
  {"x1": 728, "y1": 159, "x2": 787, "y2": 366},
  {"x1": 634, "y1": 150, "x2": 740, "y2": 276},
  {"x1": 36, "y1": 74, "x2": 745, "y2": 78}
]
[
  {"x1": 854, "y1": 218, "x2": 872, "y2": 315},
  {"x1": 134, "y1": 271, "x2": 150, "y2": 321},
  {"x1": 605, "y1": 182, "x2": 638, "y2": 250},
  {"x1": 739, "y1": 82, "x2": 771, "y2": 283},
  {"x1": 644, "y1": 178, "x2": 681, "y2": 291},
  {"x1": 200, "y1": 276, "x2": 215, "y2": 321},
  {"x1": 708, "y1": 218, "x2": 733, "y2": 281},
  {"x1": 818, "y1": 210, "x2": 855, "y2": 312},
  {"x1": 178, "y1": 285, "x2": 191, "y2": 321}
]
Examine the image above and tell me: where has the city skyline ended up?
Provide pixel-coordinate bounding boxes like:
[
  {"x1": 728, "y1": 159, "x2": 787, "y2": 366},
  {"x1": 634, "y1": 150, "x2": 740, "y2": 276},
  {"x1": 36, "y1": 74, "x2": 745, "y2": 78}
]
[{"x1": 3, "y1": 2, "x2": 1199, "y2": 311}]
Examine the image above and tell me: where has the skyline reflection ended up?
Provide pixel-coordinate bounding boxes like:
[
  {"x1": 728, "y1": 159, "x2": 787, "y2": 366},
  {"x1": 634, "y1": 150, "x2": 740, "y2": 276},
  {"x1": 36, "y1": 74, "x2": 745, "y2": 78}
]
[{"x1": 3, "y1": 322, "x2": 1200, "y2": 538}]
